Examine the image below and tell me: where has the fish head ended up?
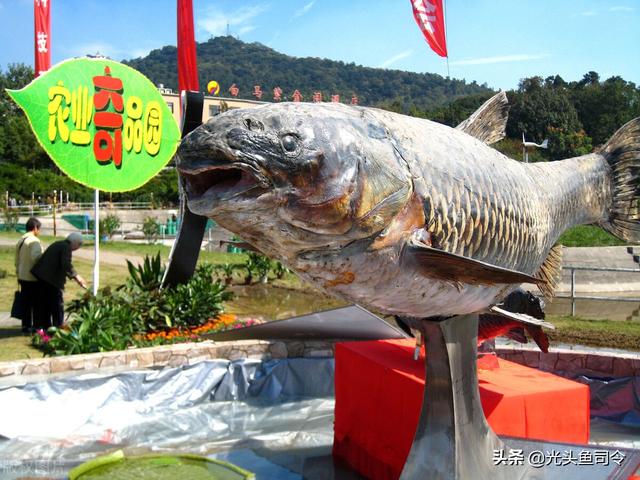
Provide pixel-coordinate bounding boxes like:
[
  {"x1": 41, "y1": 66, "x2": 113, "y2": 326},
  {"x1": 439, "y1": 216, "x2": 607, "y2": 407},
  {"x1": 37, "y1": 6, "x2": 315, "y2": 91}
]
[{"x1": 177, "y1": 103, "x2": 412, "y2": 256}]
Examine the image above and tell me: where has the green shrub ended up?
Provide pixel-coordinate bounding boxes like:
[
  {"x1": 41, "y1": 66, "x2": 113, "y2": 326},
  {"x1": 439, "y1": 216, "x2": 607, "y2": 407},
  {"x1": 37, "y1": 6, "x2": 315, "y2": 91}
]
[
  {"x1": 126, "y1": 253, "x2": 164, "y2": 291},
  {"x1": 214, "y1": 262, "x2": 242, "y2": 285},
  {"x1": 167, "y1": 264, "x2": 233, "y2": 327},
  {"x1": 272, "y1": 261, "x2": 290, "y2": 280},
  {"x1": 100, "y1": 213, "x2": 121, "y2": 239},
  {"x1": 2, "y1": 207, "x2": 19, "y2": 231},
  {"x1": 33, "y1": 254, "x2": 233, "y2": 356},
  {"x1": 142, "y1": 216, "x2": 160, "y2": 244},
  {"x1": 243, "y1": 252, "x2": 272, "y2": 284},
  {"x1": 40, "y1": 288, "x2": 142, "y2": 355}
]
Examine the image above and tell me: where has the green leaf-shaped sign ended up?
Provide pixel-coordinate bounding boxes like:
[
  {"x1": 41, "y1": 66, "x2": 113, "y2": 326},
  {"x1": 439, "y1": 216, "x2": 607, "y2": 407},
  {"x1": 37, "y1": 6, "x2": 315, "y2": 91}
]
[{"x1": 7, "y1": 58, "x2": 180, "y2": 192}]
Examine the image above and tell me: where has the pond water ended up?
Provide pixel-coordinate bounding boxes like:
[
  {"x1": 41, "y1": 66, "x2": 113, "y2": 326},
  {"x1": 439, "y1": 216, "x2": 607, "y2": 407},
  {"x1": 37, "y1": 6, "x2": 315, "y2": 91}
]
[{"x1": 225, "y1": 284, "x2": 347, "y2": 321}]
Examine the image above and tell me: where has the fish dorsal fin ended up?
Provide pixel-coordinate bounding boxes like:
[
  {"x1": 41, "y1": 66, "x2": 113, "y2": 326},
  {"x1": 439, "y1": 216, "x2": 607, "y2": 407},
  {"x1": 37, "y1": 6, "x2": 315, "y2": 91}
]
[
  {"x1": 455, "y1": 91, "x2": 509, "y2": 145},
  {"x1": 534, "y1": 244, "x2": 562, "y2": 299},
  {"x1": 403, "y1": 236, "x2": 544, "y2": 286}
]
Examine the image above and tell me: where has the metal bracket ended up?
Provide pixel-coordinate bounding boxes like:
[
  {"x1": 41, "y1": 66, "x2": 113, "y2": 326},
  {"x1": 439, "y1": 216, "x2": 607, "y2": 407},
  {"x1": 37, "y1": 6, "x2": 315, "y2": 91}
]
[{"x1": 162, "y1": 91, "x2": 207, "y2": 288}]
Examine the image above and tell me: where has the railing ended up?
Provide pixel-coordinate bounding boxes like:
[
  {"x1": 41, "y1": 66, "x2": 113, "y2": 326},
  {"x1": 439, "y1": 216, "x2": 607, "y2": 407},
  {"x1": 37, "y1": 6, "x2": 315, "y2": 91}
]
[
  {"x1": 4, "y1": 202, "x2": 156, "y2": 214},
  {"x1": 557, "y1": 266, "x2": 640, "y2": 316}
]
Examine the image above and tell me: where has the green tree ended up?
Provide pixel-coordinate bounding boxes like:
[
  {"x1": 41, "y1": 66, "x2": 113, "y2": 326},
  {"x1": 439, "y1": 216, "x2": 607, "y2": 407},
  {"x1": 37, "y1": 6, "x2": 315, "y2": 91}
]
[
  {"x1": 0, "y1": 64, "x2": 50, "y2": 171},
  {"x1": 571, "y1": 74, "x2": 640, "y2": 145},
  {"x1": 142, "y1": 217, "x2": 160, "y2": 244},
  {"x1": 545, "y1": 128, "x2": 593, "y2": 160},
  {"x1": 507, "y1": 76, "x2": 583, "y2": 145}
]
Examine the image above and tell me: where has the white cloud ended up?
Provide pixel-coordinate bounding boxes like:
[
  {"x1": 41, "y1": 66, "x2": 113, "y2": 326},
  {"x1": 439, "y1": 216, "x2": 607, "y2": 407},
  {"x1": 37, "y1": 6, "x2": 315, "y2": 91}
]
[
  {"x1": 610, "y1": 6, "x2": 635, "y2": 11},
  {"x1": 63, "y1": 42, "x2": 152, "y2": 61},
  {"x1": 238, "y1": 25, "x2": 257, "y2": 36},
  {"x1": 578, "y1": 10, "x2": 597, "y2": 16},
  {"x1": 292, "y1": 1, "x2": 315, "y2": 19},
  {"x1": 197, "y1": 4, "x2": 269, "y2": 38},
  {"x1": 377, "y1": 50, "x2": 413, "y2": 69},
  {"x1": 450, "y1": 54, "x2": 548, "y2": 67}
]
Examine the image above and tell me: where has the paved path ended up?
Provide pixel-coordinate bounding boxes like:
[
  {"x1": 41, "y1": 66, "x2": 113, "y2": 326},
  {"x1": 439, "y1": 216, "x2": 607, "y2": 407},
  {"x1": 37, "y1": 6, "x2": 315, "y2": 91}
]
[
  {"x1": 0, "y1": 312, "x2": 17, "y2": 327},
  {"x1": 0, "y1": 238, "x2": 145, "y2": 267}
]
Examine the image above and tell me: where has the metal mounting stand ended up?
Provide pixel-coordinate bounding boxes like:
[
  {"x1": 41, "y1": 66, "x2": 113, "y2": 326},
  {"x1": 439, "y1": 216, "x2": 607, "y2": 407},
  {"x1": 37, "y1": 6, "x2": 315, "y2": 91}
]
[{"x1": 399, "y1": 315, "x2": 536, "y2": 480}]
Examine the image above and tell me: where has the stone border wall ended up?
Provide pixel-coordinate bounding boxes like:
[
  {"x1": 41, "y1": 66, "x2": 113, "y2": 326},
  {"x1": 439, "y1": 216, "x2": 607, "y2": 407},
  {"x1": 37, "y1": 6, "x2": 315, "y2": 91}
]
[
  {"x1": 0, "y1": 339, "x2": 337, "y2": 381},
  {"x1": 496, "y1": 346, "x2": 640, "y2": 378},
  {"x1": 1, "y1": 339, "x2": 638, "y2": 383}
]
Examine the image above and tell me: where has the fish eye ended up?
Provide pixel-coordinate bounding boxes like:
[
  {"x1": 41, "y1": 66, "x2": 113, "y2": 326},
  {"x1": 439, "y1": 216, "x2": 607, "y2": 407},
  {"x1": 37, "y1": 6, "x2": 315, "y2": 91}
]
[{"x1": 281, "y1": 134, "x2": 299, "y2": 154}]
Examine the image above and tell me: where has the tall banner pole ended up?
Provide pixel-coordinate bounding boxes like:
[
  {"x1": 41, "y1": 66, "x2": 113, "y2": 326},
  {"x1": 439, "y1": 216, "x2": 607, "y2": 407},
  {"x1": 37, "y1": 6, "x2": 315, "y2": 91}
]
[
  {"x1": 93, "y1": 189, "x2": 99, "y2": 295},
  {"x1": 162, "y1": 0, "x2": 207, "y2": 288}
]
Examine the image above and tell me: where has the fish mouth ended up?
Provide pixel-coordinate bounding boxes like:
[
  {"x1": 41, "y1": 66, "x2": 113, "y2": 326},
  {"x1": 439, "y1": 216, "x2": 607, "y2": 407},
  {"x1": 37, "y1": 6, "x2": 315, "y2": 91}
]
[{"x1": 179, "y1": 163, "x2": 270, "y2": 211}]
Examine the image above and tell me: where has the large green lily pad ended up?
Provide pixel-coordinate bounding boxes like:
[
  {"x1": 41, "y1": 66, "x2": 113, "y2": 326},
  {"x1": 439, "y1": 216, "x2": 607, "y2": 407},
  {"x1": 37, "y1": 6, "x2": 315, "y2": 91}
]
[
  {"x1": 68, "y1": 450, "x2": 255, "y2": 480},
  {"x1": 6, "y1": 58, "x2": 180, "y2": 192}
]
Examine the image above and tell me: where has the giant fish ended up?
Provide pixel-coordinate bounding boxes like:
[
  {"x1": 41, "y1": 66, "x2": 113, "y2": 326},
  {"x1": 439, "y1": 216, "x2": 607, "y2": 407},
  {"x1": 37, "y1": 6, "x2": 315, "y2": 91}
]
[{"x1": 176, "y1": 93, "x2": 640, "y2": 321}]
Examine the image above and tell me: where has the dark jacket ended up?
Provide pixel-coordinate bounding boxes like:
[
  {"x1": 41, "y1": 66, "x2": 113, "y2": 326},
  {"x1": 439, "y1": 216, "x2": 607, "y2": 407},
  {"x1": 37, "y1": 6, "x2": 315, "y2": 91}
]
[{"x1": 31, "y1": 240, "x2": 78, "y2": 290}]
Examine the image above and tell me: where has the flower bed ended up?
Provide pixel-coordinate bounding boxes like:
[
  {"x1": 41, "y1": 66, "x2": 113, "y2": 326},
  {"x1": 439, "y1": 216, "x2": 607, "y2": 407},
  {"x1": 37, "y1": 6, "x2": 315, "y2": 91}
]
[{"x1": 137, "y1": 314, "x2": 263, "y2": 345}]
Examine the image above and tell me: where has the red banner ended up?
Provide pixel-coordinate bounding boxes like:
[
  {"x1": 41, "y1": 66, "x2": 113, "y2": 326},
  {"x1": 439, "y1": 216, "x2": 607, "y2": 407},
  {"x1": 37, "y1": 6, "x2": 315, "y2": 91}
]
[
  {"x1": 177, "y1": 0, "x2": 199, "y2": 92},
  {"x1": 411, "y1": 0, "x2": 448, "y2": 58},
  {"x1": 34, "y1": 0, "x2": 51, "y2": 77}
]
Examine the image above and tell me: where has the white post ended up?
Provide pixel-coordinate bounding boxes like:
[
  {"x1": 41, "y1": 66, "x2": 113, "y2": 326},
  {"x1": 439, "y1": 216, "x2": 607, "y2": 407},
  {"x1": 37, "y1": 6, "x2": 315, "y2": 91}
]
[{"x1": 93, "y1": 189, "x2": 100, "y2": 295}]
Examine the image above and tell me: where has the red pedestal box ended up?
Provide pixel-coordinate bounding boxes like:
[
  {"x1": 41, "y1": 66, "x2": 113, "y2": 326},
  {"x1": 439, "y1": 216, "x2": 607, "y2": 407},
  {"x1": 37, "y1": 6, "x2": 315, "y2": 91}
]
[{"x1": 333, "y1": 339, "x2": 590, "y2": 480}]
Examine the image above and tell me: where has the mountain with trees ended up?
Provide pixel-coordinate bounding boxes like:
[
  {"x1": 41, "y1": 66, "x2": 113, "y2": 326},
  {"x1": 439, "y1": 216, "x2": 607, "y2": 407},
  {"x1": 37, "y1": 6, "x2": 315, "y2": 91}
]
[
  {"x1": 125, "y1": 36, "x2": 490, "y2": 112},
  {"x1": 0, "y1": 36, "x2": 639, "y2": 204}
]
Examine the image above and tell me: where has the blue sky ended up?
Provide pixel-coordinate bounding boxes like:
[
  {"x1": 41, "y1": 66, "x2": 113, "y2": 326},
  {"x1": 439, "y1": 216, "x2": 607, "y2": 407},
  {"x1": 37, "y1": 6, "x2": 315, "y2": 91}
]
[{"x1": 0, "y1": 0, "x2": 639, "y2": 91}]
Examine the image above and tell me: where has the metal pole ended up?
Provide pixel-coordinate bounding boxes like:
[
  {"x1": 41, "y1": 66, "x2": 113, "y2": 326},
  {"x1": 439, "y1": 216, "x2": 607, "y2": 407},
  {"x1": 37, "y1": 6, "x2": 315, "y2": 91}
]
[
  {"x1": 52, "y1": 189, "x2": 57, "y2": 237},
  {"x1": 571, "y1": 268, "x2": 576, "y2": 316},
  {"x1": 30, "y1": 192, "x2": 34, "y2": 217},
  {"x1": 93, "y1": 189, "x2": 100, "y2": 295}
]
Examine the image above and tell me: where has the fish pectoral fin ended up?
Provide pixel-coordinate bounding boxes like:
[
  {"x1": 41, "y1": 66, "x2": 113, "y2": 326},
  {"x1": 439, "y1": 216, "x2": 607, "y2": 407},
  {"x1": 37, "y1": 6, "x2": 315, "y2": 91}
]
[
  {"x1": 489, "y1": 306, "x2": 553, "y2": 353},
  {"x1": 455, "y1": 91, "x2": 510, "y2": 145},
  {"x1": 403, "y1": 240, "x2": 545, "y2": 286},
  {"x1": 489, "y1": 306, "x2": 555, "y2": 329}
]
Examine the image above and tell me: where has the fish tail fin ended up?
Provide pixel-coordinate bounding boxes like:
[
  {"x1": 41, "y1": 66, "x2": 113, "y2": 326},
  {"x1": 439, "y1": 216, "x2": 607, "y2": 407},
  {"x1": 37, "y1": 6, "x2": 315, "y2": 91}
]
[{"x1": 599, "y1": 118, "x2": 640, "y2": 242}]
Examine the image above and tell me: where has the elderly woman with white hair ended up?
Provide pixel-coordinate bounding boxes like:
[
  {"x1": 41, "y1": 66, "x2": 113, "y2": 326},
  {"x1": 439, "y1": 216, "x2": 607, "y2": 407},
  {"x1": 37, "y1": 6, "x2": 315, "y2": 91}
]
[{"x1": 31, "y1": 232, "x2": 88, "y2": 329}]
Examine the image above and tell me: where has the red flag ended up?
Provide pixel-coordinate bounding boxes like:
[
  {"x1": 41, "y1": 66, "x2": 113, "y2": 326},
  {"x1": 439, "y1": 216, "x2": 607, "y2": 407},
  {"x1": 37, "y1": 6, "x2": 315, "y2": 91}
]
[
  {"x1": 177, "y1": 0, "x2": 199, "y2": 92},
  {"x1": 34, "y1": 0, "x2": 51, "y2": 77},
  {"x1": 411, "y1": 0, "x2": 448, "y2": 58}
]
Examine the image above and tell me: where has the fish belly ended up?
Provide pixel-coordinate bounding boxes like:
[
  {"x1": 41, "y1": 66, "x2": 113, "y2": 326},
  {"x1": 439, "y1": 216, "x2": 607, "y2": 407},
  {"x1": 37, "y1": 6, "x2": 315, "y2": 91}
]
[{"x1": 300, "y1": 251, "x2": 513, "y2": 318}]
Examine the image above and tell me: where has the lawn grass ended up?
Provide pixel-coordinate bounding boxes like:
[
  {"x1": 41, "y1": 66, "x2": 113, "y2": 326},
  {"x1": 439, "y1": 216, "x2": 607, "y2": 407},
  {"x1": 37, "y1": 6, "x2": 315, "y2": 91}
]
[
  {"x1": 0, "y1": 232, "x2": 248, "y2": 265},
  {"x1": 547, "y1": 314, "x2": 640, "y2": 351},
  {"x1": 0, "y1": 327, "x2": 42, "y2": 361},
  {"x1": 558, "y1": 225, "x2": 627, "y2": 247},
  {"x1": 99, "y1": 241, "x2": 249, "y2": 265}
]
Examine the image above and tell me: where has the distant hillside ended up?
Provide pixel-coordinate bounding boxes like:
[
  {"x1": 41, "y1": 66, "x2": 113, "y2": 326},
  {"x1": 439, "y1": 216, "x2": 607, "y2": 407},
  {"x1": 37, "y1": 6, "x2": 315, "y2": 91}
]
[{"x1": 124, "y1": 36, "x2": 491, "y2": 112}]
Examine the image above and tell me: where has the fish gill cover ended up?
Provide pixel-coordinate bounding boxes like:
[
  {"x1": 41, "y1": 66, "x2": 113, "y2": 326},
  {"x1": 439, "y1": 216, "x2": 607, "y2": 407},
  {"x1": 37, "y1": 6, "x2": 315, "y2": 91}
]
[{"x1": 6, "y1": 57, "x2": 180, "y2": 192}]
